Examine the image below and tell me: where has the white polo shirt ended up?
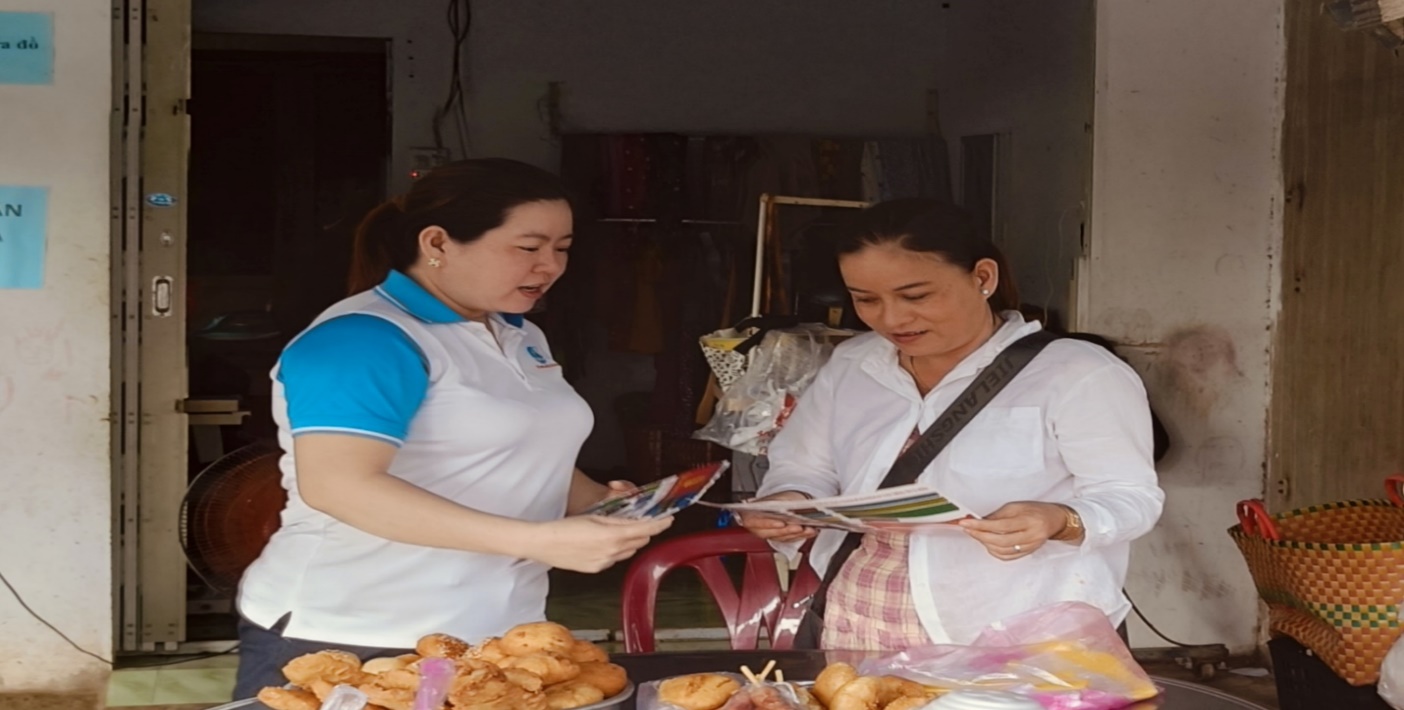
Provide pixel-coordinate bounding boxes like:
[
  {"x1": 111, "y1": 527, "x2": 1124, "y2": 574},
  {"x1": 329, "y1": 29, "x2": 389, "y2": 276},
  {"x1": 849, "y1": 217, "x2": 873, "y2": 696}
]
[
  {"x1": 759, "y1": 313, "x2": 1165, "y2": 645},
  {"x1": 238, "y1": 270, "x2": 594, "y2": 648}
]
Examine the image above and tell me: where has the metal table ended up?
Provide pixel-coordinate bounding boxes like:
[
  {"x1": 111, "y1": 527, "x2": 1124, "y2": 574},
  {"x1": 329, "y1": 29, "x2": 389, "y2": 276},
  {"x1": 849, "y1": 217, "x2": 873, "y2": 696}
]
[{"x1": 612, "y1": 650, "x2": 1273, "y2": 710}]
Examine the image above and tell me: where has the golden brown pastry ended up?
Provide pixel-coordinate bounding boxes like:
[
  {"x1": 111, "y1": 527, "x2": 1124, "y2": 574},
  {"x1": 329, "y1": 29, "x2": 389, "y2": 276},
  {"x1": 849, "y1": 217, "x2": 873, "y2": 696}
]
[
  {"x1": 358, "y1": 682, "x2": 415, "y2": 710},
  {"x1": 450, "y1": 662, "x2": 548, "y2": 710},
  {"x1": 544, "y1": 679, "x2": 607, "y2": 709},
  {"x1": 574, "y1": 661, "x2": 629, "y2": 697},
  {"x1": 503, "y1": 666, "x2": 547, "y2": 692},
  {"x1": 566, "y1": 639, "x2": 610, "y2": 664},
  {"x1": 498, "y1": 653, "x2": 582, "y2": 685},
  {"x1": 417, "y1": 632, "x2": 472, "y2": 659},
  {"x1": 828, "y1": 676, "x2": 931, "y2": 710},
  {"x1": 467, "y1": 638, "x2": 510, "y2": 664},
  {"x1": 282, "y1": 650, "x2": 367, "y2": 687},
  {"x1": 305, "y1": 679, "x2": 335, "y2": 702},
  {"x1": 373, "y1": 668, "x2": 420, "y2": 691},
  {"x1": 257, "y1": 687, "x2": 321, "y2": 710},
  {"x1": 813, "y1": 663, "x2": 860, "y2": 707},
  {"x1": 362, "y1": 655, "x2": 411, "y2": 674},
  {"x1": 657, "y1": 673, "x2": 742, "y2": 710},
  {"x1": 500, "y1": 621, "x2": 577, "y2": 657}
]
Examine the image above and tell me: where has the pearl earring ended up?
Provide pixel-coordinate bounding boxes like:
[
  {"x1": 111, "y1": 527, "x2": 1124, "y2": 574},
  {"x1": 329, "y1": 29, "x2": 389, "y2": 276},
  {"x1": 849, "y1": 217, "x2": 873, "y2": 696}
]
[
  {"x1": 428, "y1": 257, "x2": 443, "y2": 268},
  {"x1": 981, "y1": 289, "x2": 991, "y2": 296}
]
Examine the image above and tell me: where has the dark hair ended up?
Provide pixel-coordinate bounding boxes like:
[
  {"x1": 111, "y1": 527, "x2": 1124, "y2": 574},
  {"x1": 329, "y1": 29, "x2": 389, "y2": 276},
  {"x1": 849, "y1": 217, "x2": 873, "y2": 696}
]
[
  {"x1": 833, "y1": 198, "x2": 1020, "y2": 312},
  {"x1": 347, "y1": 158, "x2": 571, "y2": 294}
]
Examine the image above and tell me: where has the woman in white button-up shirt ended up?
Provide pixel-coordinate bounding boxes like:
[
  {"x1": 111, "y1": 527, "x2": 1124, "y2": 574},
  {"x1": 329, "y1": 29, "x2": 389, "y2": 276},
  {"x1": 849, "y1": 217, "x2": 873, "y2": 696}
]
[{"x1": 740, "y1": 199, "x2": 1164, "y2": 649}]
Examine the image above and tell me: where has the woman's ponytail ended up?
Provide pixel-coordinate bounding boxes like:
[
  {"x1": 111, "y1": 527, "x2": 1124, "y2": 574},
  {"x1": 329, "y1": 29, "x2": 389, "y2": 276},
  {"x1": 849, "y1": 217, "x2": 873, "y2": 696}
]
[
  {"x1": 347, "y1": 198, "x2": 409, "y2": 295},
  {"x1": 986, "y1": 247, "x2": 1022, "y2": 314}
]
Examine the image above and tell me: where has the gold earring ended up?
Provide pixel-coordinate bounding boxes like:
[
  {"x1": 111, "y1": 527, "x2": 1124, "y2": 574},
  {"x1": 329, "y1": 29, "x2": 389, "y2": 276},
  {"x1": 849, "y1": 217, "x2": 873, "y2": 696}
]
[{"x1": 428, "y1": 257, "x2": 442, "y2": 268}]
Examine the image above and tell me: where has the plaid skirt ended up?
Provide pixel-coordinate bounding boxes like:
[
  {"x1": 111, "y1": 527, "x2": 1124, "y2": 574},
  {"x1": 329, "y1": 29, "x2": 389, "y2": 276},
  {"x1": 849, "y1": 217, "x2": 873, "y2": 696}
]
[{"x1": 821, "y1": 530, "x2": 929, "y2": 650}]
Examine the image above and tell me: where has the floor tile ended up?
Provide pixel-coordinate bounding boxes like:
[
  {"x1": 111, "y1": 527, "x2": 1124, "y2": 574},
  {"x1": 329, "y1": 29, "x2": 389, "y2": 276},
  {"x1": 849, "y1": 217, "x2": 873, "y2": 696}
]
[
  {"x1": 150, "y1": 668, "x2": 237, "y2": 706},
  {"x1": 106, "y1": 669, "x2": 159, "y2": 707}
]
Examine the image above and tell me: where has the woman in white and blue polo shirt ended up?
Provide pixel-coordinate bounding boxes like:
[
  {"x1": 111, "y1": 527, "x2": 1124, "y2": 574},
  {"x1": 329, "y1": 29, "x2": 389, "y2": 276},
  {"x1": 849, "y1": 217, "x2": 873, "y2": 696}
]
[{"x1": 233, "y1": 159, "x2": 671, "y2": 699}]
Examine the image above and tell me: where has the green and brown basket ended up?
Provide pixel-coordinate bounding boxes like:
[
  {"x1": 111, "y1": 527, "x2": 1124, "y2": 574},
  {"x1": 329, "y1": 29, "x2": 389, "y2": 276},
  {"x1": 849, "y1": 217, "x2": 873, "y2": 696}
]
[{"x1": 1229, "y1": 475, "x2": 1404, "y2": 686}]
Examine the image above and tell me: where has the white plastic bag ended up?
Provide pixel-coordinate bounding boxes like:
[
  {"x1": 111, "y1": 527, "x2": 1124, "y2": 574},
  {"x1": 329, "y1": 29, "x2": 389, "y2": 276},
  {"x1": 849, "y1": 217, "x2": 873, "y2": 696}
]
[
  {"x1": 693, "y1": 325, "x2": 848, "y2": 456},
  {"x1": 1380, "y1": 634, "x2": 1404, "y2": 709}
]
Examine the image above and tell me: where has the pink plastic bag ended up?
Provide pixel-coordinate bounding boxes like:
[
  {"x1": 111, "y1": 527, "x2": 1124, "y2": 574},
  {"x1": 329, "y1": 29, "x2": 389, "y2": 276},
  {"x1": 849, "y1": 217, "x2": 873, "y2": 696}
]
[{"x1": 856, "y1": 602, "x2": 1159, "y2": 710}]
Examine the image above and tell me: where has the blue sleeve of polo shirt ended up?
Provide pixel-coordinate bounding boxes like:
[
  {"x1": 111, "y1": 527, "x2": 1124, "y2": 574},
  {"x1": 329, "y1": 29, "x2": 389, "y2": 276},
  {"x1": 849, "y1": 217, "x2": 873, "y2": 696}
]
[{"x1": 277, "y1": 314, "x2": 429, "y2": 446}]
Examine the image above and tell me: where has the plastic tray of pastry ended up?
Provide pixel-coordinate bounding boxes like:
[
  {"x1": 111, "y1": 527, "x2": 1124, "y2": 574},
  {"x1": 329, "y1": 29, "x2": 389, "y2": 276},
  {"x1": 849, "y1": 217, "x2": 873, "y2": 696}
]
[{"x1": 205, "y1": 682, "x2": 635, "y2": 710}]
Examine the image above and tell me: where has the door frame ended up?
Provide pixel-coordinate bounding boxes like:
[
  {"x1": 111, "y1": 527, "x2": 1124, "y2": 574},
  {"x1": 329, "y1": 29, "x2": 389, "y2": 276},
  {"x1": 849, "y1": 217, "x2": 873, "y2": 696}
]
[{"x1": 112, "y1": 0, "x2": 192, "y2": 653}]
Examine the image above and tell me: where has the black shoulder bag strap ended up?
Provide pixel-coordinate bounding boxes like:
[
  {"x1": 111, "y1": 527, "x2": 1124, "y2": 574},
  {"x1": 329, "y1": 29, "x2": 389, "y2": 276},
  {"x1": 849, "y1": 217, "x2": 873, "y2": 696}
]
[{"x1": 793, "y1": 330, "x2": 1059, "y2": 648}]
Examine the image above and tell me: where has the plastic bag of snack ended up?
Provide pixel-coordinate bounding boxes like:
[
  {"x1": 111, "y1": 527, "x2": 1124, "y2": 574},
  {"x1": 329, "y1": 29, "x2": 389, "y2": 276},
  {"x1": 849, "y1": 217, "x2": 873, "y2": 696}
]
[
  {"x1": 637, "y1": 663, "x2": 817, "y2": 710},
  {"x1": 857, "y1": 602, "x2": 1159, "y2": 710},
  {"x1": 694, "y1": 325, "x2": 848, "y2": 456},
  {"x1": 636, "y1": 672, "x2": 746, "y2": 710}
]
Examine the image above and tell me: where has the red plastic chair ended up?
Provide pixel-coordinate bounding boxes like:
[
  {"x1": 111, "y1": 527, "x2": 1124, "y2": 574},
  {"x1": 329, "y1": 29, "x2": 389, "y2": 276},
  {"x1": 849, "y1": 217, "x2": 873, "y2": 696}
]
[{"x1": 620, "y1": 527, "x2": 820, "y2": 653}]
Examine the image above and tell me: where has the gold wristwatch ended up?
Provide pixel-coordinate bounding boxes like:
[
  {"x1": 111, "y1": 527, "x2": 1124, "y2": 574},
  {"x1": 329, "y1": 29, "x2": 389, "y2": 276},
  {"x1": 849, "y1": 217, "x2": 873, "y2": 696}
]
[{"x1": 1051, "y1": 504, "x2": 1085, "y2": 542}]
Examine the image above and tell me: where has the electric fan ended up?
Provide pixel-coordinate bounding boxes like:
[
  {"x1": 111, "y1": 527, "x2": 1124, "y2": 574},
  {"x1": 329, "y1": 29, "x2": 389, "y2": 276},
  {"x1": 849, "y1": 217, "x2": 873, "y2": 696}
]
[{"x1": 179, "y1": 440, "x2": 288, "y2": 594}]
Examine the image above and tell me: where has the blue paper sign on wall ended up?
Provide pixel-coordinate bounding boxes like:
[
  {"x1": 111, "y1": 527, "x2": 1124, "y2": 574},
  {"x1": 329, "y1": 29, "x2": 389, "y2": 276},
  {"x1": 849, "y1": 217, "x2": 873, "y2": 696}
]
[
  {"x1": 0, "y1": 186, "x2": 50, "y2": 289},
  {"x1": 0, "y1": 12, "x2": 55, "y2": 85}
]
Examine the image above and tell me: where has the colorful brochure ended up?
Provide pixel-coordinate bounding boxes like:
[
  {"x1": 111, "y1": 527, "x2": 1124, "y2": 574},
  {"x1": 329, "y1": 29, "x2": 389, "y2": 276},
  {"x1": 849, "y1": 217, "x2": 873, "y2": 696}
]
[
  {"x1": 582, "y1": 461, "x2": 730, "y2": 520},
  {"x1": 711, "y1": 484, "x2": 973, "y2": 533}
]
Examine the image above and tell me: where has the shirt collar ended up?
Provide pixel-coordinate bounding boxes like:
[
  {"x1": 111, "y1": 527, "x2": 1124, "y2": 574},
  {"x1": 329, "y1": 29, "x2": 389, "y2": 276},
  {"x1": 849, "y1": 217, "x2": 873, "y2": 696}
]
[
  {"x1": 862, "y1": 311, "x2": 1044, "y2": 393},
  {"x1": 374, "y1": 270, "x2": 527, "y2": 328}
]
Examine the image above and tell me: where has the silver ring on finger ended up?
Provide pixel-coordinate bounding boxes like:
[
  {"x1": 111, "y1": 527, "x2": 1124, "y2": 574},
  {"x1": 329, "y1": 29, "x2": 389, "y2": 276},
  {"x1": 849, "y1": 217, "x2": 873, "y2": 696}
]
[{"x1": 1013, "y1": 544, "x2": 1022, "y2": 552}]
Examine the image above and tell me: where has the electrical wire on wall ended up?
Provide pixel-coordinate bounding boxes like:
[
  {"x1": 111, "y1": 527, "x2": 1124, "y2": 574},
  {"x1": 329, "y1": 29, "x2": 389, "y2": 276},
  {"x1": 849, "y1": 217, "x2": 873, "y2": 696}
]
[
  {"x1": 1, "y1": 567, "x2": 240, "y2": 668},
  {"x1": 432, "y1": 0, "x2": 474, "y2": 158},
  {"x1": 0, "y1": 568, "x2": 112, "y2": 665}
]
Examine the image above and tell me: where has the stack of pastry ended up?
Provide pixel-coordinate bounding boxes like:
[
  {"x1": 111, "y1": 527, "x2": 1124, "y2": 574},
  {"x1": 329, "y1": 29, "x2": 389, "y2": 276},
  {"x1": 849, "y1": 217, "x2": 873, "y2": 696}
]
[{"x1": 257, "y1": 621, "x2": 629, "y2": 710}]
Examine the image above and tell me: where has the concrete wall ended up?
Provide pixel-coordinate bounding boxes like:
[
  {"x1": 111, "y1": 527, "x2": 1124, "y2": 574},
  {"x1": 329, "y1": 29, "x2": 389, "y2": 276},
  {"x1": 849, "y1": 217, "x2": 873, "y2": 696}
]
[
  {"x1": 1085, "y1": 0, "x2": 1285, "y2": 652},
  {"x1": 0, "y1": 0, "x2": 113, "y2": 704},
  {"x1": 932, "y1": 0, "x2": 1094, "y2": 317},
  {"x1": 193, "y1": 0, "x2": 948, "y2": 191}
]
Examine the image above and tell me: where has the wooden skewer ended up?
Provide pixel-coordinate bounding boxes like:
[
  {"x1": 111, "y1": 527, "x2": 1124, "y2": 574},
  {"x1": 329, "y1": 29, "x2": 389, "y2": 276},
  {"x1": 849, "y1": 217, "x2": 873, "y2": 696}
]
[
  {"x1": 775, "y1": 670, "x2": 785, "y2": 684},
  {"x1": 758, "y1": 660, "x2": 777, "y2": 683},
  {"x1": 740, "y1": 665, "x2": 759, "y2": 685}
]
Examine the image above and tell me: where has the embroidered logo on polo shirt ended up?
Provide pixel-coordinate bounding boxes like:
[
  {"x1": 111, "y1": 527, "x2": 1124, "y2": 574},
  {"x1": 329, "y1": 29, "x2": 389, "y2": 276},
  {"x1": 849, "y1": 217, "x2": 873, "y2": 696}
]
[{"x1": 525, "y1": 346, "x2": 554, "y2": 367}]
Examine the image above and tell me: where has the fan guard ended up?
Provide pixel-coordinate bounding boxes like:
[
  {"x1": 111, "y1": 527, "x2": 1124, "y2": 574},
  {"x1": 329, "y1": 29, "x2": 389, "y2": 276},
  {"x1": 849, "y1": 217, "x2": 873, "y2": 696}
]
[{"x1": 179, "y1": 440, "x2": 288, "y2": 594}]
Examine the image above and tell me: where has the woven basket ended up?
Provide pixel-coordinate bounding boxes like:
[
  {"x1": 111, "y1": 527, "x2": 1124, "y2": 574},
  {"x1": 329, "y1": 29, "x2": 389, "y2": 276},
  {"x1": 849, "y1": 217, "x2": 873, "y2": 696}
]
[{"x1": 1229, "y1": 475, "x2": 1404, "y2": 685}]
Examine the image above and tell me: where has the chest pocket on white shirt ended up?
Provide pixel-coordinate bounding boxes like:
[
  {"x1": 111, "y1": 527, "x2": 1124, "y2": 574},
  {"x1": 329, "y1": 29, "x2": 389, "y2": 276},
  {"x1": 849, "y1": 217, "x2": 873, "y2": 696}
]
[{"x1": 948, "y1": 406, "x2": 1045, "y2": 477}]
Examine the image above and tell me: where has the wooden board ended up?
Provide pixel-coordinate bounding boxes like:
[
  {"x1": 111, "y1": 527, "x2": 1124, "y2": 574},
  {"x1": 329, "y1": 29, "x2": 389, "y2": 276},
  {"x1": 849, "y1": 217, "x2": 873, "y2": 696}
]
[{"x1": 1270, "y1": 0, "x2": 1404, "y2": 510}]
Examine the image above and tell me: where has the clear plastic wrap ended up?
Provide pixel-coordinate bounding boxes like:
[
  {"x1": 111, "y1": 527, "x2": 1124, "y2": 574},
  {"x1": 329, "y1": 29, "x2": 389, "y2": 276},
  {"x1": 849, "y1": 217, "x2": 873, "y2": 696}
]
[
  {"x1": 856, "y1": 602, "x2": 1159, "y2": 710},
  {"x1": 694, "y1": 325, "x2": 847, "y2": 455},
  {"x1": 316, "y1": 685, "x2": 369, "y2": 710}
]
